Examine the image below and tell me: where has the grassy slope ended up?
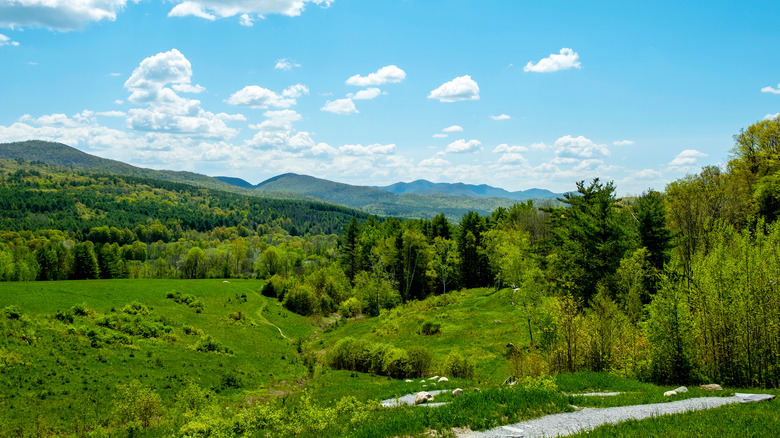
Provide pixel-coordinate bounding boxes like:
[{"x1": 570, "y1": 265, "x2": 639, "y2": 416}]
[{"x1": 0, "y1": 279, "x2": 317, "y2": 432}]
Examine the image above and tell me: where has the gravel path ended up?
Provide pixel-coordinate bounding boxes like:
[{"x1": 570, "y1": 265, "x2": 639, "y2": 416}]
[{"x1": 458, "y1": 394, "x2": 775, "y2": 437}]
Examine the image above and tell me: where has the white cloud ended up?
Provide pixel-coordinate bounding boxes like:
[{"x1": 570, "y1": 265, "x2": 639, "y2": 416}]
[
  {"x1": 433, "y1": 133, "x2": 448, "y2": 139},
  {"x1": 493, "y1": 144, "x2": 528, "y2": 154},
  {"x1": 765, "y1": 113, "x2": 780, "y2": 120},
  {"x1": 168, "y1": 0, "x2": 333, "y2": 21},
  {"x1": 239, "y1": 13, "x2": 253, "y2": 26},
  {"x1": 669, "y1": 149, "x2": 707, "y2": 168},
  {"x1": 491, "y1": 114, "x2": 511, "y2": 121},
  {"x1": 339, "y1": 143, "x2": 396, "y2": 156},
  {"x1": 613, "y1": 139, "x2": 634, "y2": 146},
  {"x1": 497, "y1": 153, "x2": 528, "y2": 165},
  {"x1": 445, "y1": 139, "x2": 482, "y2": 154},
  {"x1": 275, "y1": 58, "x2": 300, "y2": 70},
  {"x1": 635, "y1": 169, "x2": 663, "y2": 179},
  {"x1": 110, "y1": 72, "x2": 121, "y2": 77},
  {"x1": 0, "y1": 33, "x2": 19, "y2": 46},
  {"x1": 226, "y1": 84, "x2": 307, "y2": 109},
  {"x1": 428, "y1": 75, "x2": 480, "y2": 102},
  {"x1": 349, "y1": 88, "x2": 382, "y2": 100},
  {"x1": 761, "y1": 84, "x2": 780, "y2": 94},
  {"x1": 346, "y1": 65, "x2": 406, "y2": 86},
  {"x1": 554, "y1": 135, "x2": 609, "y2": 157},
  {"x1": 321, "y1": 98, "x2": 357, "y2": 115},
  {"x1": 419, "y1": 157, "x2": 451, "y2": 167},
  {"x1": 442, "y1": 125, "x2": 463, "y2": 133},
  {"x1": 524, "y1": 48, "x2": 581, "y2": 73},
  {"x1": 0, "y1": 0, "x2": 126, "y2": 30},
  {"x1": 96, "y1": 111, "x2": 126, "y2": 117},
  {"x1": 124, "y1": 49, "x2": 241, "y2": 138}
]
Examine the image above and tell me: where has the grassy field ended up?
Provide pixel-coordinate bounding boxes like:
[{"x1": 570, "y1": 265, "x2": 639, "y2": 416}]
[{"x1": 1, "y1": 281, "x2": 777, "y2": 437}]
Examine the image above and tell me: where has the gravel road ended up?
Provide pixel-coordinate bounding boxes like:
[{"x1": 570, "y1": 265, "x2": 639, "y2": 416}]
[{"x1": 458, "y1": 393, "x2": 774, "y2": 437}]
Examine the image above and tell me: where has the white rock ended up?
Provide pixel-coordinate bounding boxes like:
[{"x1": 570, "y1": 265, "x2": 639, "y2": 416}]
[
  {"x1": 700, "y1": 384, "x2": 723, "y2": 391},
  {"x1": 438, "y1": 377, "x2": 449, "y2": 382},
  {"x1": 420, "y1": 380, "x2": 426, "y2": 383},
  {"x1": 405, "y1": 379, "x2": 413, "y2": 383},
  {"x1": 674, "y1": 386, "x2": 688, "y2": 393},
  {"x1": 430, "y1": 375, "x2": 439, "y2": 380},
  {"x1": 452, "y1": 388, "x2": 464, "y2": 397},
  {"x1": 415, "y1": 391, "x2": 434, "y2": 405},
  {"x1": 664, "y1": 390, "x2": 677, "y2": 397}
]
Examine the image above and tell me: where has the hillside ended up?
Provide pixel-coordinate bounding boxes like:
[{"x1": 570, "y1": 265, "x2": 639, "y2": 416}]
[
  {"x1": 255, "y1": 173, "x2": 522, "y2": 220},
  {"x1": 0, "y1": 140, "x2": 311, "y2": 201},
  {"x1": 378, "y1": 179, "x2": 560, "y2": 200}
]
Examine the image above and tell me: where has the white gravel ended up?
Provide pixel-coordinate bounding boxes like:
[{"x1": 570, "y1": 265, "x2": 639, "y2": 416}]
[{"x1": 458, "y1": 394, "x2": 775, "y2": 437}]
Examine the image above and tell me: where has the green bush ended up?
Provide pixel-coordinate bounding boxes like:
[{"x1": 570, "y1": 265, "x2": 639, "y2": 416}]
[
  {"x1": 407, "y1": 346, "x2": 433, "y2": 377},
  {"x1": 338, "y1": 297, "x2": 363, "y2": 318},
  {"x1": 444, "y1": 349, "x2": 476, "y2": 379},
  {"x1": 382, "y1": 348, "x2": 411, "y2": 379},
  {"x1": 419, "y1": 320, "x2": 441, "y2": 335},
  {"x1": 283, "y1": 284, "x2": 318, "y2": 316}
]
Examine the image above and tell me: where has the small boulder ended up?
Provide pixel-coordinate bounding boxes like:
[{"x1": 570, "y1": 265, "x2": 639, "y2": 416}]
[
  {"x1": 438, "y1": 377, "x2": 449, "y2": 382},
  {"x1": 506, "y1": 342, "x2": 515, "y2": 349},
  {"x1": 674, "y1": 386, "x2": 688, "y2": 393},
  {"x1": 430, "y1": 375, "x2": 439, "y2": 380},
  {"x1": 452, "y1": 388, "x2": 464, "y2": 397},
  {"x1": 700, "y1": 384, "x2": 723, "y2": 391},
  {"x1": 473, "y1": 388, "x2": 481, "y2": 392},
  {"x1": 664, "y1": 390, "x2": 677, "y2": 397},
  {"x1": 420, "y1": 380, "x2": 426, "y2": 383},
  {"x1": 415, "y1": 392, "x2": 434, "y2": 405},
  {"x1": 405, "y1": 379, "x2": 413, "y2": 383}
]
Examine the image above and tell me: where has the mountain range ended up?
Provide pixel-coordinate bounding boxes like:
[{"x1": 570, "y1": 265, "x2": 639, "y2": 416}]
[{"x1": 1, "y1": 140, "x2": 562, "y2": 220}]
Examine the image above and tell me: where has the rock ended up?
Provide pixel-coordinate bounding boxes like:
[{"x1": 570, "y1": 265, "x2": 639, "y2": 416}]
[
  {"x1": 405, "y1": 379, "x2": 413, "y2": 383},
  {"x1": 674, "y1": 386, "x2": 688, "y2": 393},
  {"x1": 420, "y1": 380, "x2": 426, "y2": 383},
  {"x1": 422, "y1": 385, "x2": 427, "y2": 388},
  {"x1": 452, "y1": 388, "x2": 464, "y2": 397},
  {"x1": 506, "y1": 342, "x2": 515, "y2": 349},
  {"x1": 664, "y1": 390, "x2": 677, "y2": 397},
  {"x1": 415, "y1": 392, "x2": 434, "y2": 405},
  {"x1": 430, "y1": 375, "x2": 439, "y2": 380},
  {"x1": 700, "y1": 384, "x2": 723, "y2": 391},
  {"x1": 473, "y1": 388, "x2": 481, "y2": 392},
  {"x1": 438, "y1": 377, "x2": 449, "y2": 382}
]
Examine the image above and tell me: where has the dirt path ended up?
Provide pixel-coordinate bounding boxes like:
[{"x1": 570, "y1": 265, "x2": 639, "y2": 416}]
[{"x1": 251, "y1": 291, "x2": 289, "y2": 340}]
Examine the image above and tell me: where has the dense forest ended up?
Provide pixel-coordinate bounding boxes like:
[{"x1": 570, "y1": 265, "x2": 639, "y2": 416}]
[{"x1": 2, "y1": 116, "x2": 780, "y2": 390}]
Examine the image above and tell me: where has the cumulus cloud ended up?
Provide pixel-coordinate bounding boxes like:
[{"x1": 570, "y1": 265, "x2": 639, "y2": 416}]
[
  {"x1": 0, "y1": 0, "x2": 126, "y2": 30},
  {"x1": 124, "y1": 49, "x2": 242, "y2": 138},
  {"x1": 349, "y1": 88, "x2": 382, "y2": 100},
  {"x1": 428, "y1": 75, "x2": 480, "y2": 102},
  {"x1": 275, "y1": 58, "x2": 300, "y2": 70},
  {"x1": 761, "y1": 83, "x2": 780, "y2": 94},
  {"x1": 497, "y1": 153, "x2": 528, "y2": 165},
  {"x1": 442, "y1": 125, "x2": 463, "y2": 133},
  {"x1": 339, "y1": 143, "x2": 396, "y2": 156},
  {"x1": 493, "y1": 144, "x2": 528, "y2": 154},
  {"x1": 96, "y1": 110, "x2": 126, "y2": 117},
  {"x1": 0, "y1": 111, "x2": 135, "y2": 152},
  {"x1": 346, "y1": 65, "x2": 406, "y2": 86},
  {"x1": 491, "y1": 114, "x2": 511, "y2": 121},
  {"x1": 669, "y1": 149, "x2": 708, "y2": 168},
  {"x1": 168, "y1": 0, "x2": 333, "y2": 21},
  {"x1": 554, "y1": 135, "x2": 609, "y2": 157},
  {"x1": 419, "y1": 157, "x2": 451, "y2": 167},
  {"x1": 245, "y1": 110, "x2": 310, "y2": 149},
  {"x1": 524, "y1": 48, "x2": 581, "y2": 73},
  {"x1": 766, "y1": 113, "x2": 780, "y2": 120},
  {"x1": 613, "y1": 139, "x2": 634, "y2": 146},
  {"x1": 445, "y1": 139, "x2": 482, "y2": 154},
  {"x1": 239, "y1": 13, "x2": 253, "y2": 26},
  {"x1": 226, "y1": 84, "x2": 308, "y2": 109},
  {"x1": 635, "y1": 169, "x2": 663, "y2": 179},
  {"x1": 0, "y1": 33, "x2": 19, "y2": 46},
  {"x1": 321, "y1": 98, "x2": 357, "y2": 115}
]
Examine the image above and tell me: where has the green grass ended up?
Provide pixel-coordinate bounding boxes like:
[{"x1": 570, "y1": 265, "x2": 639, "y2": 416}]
[{"x1": 0, "y1": 279, "x2": 318, "y2": 434}]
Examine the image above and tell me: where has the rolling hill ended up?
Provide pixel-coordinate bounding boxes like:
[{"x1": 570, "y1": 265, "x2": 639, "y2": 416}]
[{"x1": 377, "y1": 179, "x2": 560, "y2": 200}]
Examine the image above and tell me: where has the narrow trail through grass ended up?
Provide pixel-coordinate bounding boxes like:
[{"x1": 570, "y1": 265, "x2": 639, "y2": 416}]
[{"x1": 251, "y1": 290, "x2": 289, "y2": 340}]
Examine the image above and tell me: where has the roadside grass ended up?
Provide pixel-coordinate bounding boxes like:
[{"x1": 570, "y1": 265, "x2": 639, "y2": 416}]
[{"x1": 0, "y1": 279, "x2": 318, "y2": 434}]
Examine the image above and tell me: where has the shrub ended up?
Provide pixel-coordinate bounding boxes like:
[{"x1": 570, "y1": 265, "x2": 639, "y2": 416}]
[
  {"x1": 194, "y1": 335, "x2": 233, "y2": 355},
  {"x1": 444, "y1": 350, "x2": 476, "y2": 379},
  {"x1": 407, "y1": 346, "x2": 433, "y2": 378},
  {"x1": 338, "y1": 297, "x2": 363, "y2": 318},
  {"x1": 283, "y1": 284, "x2": 318, "y2": 316},
  {"x1": 382, "y1": 348, "x2": 411, "y2": 379},
  {"x1": 419, "y1": 321, "x2": 441, "y2": 335}
]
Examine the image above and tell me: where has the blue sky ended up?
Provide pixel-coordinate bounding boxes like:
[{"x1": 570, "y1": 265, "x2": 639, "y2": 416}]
[{"x1": 1, "y1": 0, "x2": 778, "y2": 195}]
